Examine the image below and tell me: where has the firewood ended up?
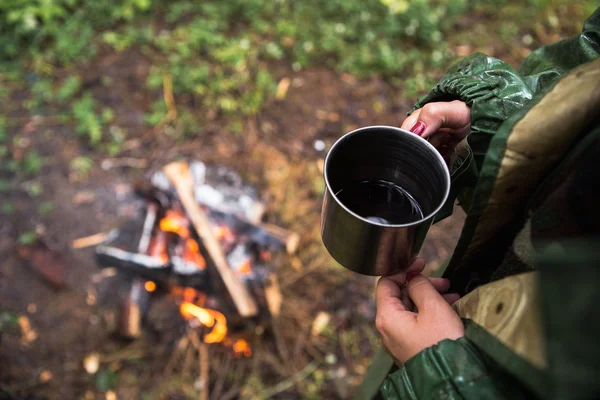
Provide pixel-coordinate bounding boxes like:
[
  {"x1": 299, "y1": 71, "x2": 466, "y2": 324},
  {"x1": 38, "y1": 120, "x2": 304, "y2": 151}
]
[
  {"x1": 258, "y1": 223, "x2": 300, "y2": 255},
  {"x1": 163, "y1": 161, "x2": 258, "y2": 318}
]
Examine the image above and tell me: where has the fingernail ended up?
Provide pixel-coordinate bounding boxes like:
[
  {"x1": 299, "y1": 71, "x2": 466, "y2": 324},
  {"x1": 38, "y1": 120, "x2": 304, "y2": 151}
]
[
  {"x1": 406, "y1": 271, "x2": 420, "y2": 282},
  {"x1": 409, "y1": 121, "x2": 426, "y2": 136}
]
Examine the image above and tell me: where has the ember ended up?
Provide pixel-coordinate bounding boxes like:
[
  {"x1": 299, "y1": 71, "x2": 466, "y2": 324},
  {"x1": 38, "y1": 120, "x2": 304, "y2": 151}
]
[
  {"x1": 232, "y1": 338, "x2": 252, "y2": 358},
  {"x1": 144, "y1": 281, "x2": 156, "y2": 292}
]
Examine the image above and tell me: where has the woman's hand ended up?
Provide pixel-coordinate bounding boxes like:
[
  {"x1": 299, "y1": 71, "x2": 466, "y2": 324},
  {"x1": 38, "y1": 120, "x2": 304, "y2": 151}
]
[
  {"x1": 375, "y1": 258, "x2": 464, "y2": 365},
  {"x1": 401, "y1": 100, "x2": 471, "y2": 160}
]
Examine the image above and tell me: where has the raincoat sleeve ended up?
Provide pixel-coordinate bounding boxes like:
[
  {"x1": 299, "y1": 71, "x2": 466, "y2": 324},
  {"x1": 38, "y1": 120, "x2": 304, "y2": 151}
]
[
  {"x1": 380, "y1": 337, "x2": 530, "y2": 400},
  {"x1": 411, "y1": 8, "x2": 600, "y2": 170}
]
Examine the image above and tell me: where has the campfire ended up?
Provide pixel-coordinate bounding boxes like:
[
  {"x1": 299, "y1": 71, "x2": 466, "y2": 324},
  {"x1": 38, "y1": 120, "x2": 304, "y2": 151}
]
[{"x1": 94, "y1": 161, "x2": 298, "y2": 358}]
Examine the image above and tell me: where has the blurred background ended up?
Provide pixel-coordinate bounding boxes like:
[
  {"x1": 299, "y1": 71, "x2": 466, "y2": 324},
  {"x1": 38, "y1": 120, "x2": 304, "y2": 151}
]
[{"x1": 0, "y1": 0, "x2": 595, "y2": 399}]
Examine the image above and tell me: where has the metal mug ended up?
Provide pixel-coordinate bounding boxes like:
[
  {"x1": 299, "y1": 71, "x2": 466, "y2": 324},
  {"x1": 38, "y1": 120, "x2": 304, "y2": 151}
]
[{"x1": 320, "y1": 125, "x2": 450, "y2": 276}]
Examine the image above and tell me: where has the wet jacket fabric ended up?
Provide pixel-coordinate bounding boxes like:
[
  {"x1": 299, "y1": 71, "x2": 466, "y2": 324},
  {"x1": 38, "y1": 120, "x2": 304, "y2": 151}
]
[{"x1": 381, "y1": 9, "x2": 600, "y2": 400}]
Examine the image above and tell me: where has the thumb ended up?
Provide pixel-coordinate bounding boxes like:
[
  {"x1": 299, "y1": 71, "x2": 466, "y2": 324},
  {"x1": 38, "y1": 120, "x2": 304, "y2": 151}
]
[
  {"x1": 413, "y1": 101, "x2": 471, "y2": 139},
  {"x1": 407, "y1": 275, "x2": 453, "y2": 313}
]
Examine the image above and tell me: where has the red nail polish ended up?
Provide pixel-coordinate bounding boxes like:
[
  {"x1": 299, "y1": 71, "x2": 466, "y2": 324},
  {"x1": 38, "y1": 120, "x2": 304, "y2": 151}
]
[
  {"x1": 410, "y1": 121, "x2": 426, "y2": 136},
  {"x1": 406, "y1": 271, "x2": 420, "y2": 282}
]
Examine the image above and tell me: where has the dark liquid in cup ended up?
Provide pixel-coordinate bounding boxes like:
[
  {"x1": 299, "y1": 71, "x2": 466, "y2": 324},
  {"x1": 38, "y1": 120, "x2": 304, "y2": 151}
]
[{"x1": 335, "y1": 179, "x2": 423, "y2": 224}]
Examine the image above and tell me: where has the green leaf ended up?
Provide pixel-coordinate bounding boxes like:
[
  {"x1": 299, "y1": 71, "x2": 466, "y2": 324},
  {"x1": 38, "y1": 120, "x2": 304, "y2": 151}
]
[
  {"x1": 94, "y1": 369, "x2": 118, "y2": 392},
  {"x1": 23, "y1": 150, "x2": 45, "y2": 175},
  {"x1": 39, "y1": 200, "x2": 54, "y2": 215},
  {"x1": 0, "y1": 312, "x2": 20, "y2": 330},
  {"x1": 1, "y1": 202, "x2": 15, "y2": 214},
  {"x1": 0, "y1": 180, "x2": 11, "y2": 192},
  {"x1": 57, "y1": 75, "x2": 81, "y2": 103},
  {"x1": 70, "y1": 156, "x2": 94, "y2": 179},
  {"x1": 18, "y1": 231, "x2": 37, "y2": 245}
]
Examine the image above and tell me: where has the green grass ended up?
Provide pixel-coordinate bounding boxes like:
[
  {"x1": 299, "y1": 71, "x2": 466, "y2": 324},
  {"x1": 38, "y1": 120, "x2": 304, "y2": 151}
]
[
  {"x1": 0, "y1": 0, "x2": 471, "y2": 145},
  {"x1": 0, "y1": 0, "x2": 595, "y2": 151},
  {"x1": 0, "y1": 0, "x2": 595, "y2": 199}
]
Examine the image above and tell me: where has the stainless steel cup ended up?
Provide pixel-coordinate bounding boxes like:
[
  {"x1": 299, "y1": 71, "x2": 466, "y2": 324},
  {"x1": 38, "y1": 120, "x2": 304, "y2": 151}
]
[{"x1": 320, "y1": 125, "x2": 450, "y2": 276}]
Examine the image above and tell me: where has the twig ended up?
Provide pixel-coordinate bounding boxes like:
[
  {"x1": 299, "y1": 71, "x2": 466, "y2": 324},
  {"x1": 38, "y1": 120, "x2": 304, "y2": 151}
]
[
  {"x1": 182, "y1": 341, "x2": 195, "y2": 380},
  {"x1": 272, "y1": 320, "x2": 292, "y2": 374},
  {"x1": 163, "y1": 72, "x2": 177, "y2": 120},
  {"x1": 338, "y1": 332, "x2": 355, "y2": 374},
  {"x1": 261, "y1": 361, "x2": 320, "y2": 399},
  {"x1": 100, "y1": 342, "x2": 151, "y2": 363},
  {"x1": 101, "y1": 157, "x2": 148, "y2": 170},
  {"x1": 188, "y1": 330, "x2": 209, "y2": 400},
  {"x1": 163, "y1": 336, "x2": 190, "y2": 377},
  {"x1": 72, "y1": 231, "x2": 115, "y2": 249},
  {"x1": 210, "y1": 352, "x2": 231, "y2": 400},
  {"x1": 219, "y1": 360, "x2": 247, "y2": 400},
  {"x1": 279, "y1": 261, "x2": 321, "y2": 289},
  {"x1": 199, "y1": 342, "x2": 209, "y2": 400}
]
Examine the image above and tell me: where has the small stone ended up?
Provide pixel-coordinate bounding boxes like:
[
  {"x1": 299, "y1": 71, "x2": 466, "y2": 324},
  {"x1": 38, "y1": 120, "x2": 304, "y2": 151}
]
[
  {"x1": 27, "y1": 303, "x2": 37, "y2": 313},
  {"x1": 325, "y1": 353, "x2": 337, "y2": 365},
  {"x1": 84, "y1": 352, "x2": 100, "y2": 374},
  {"x1": 522, "y1": 34, "x2": 534, "y2": 46},
  {"x1": 39, "y1": 369, "x2": 53, "y2": 383},
  {"x1": 313, "y1": 140, "x2": 326, "y2": 152},
  {"x1": 72, "y1": 191, "x2": 96, "y2": 205},
  {"x1": 311, "y1": 311, "x2": 331, "y2": 336},
  {"x1": 18, "y1": 316, "x2": 37, "y2": 345}
]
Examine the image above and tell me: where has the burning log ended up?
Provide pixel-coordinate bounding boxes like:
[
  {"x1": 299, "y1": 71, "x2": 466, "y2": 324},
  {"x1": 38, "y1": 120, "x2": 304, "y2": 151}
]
[
  {"x1": 163, "y1": 161, "x2": 259, "y2": 318},
  {"x1": 118, "y1": 203, "x2": 160, "y2": 338}
]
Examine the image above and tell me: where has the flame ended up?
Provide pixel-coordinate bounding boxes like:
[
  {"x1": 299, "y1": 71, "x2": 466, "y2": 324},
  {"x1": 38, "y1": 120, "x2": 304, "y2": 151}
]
[
  {"x1": 160, "y1": 210, "x2": 190, "y2": 237},
  {"x1": 183, "y1": 238, "x2": 206, "y2": 269},
  {"x1": 215, "y1": 225, "x2": 235, "y2": 242},
  {"x1": 180, "y1": 302, "x2": 228, "y2": 343},
  {"x1": 233, "y1": 339, "x2": 252, "y2": 357},
  {"x1": 238, "y1": 259, "x2": 252, "y2": 275},
  {"x1": 148, "y1": 230, "x2": 169, "y2": 263},
  {"x1": 144, "y1": 281, "x2": 156, "y2": 292},
  {"x1": 170, "y1": 286, "x2": 206, "y2": 305}
]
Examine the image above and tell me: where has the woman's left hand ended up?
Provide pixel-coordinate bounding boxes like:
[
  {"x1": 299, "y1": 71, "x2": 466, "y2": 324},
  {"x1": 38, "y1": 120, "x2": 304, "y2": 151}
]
[
  {"x1": 375, "y1": 258, "x2": 464, "y2": 365},
  {"x1": 401, "y1": 100, "x2": 471, "y2": 161}
]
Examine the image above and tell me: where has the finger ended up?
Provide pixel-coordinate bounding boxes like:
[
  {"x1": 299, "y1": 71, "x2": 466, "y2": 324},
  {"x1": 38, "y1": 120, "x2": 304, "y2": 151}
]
[
  {"x1": 386, "y1": 257, "x2": 425, "y2": 286},
  {"x1": 376, "y1": 278, "x2": 406, "y2": 311},
  {"x1": 429, "y1": 277, "x2": 451, "y2": 293},
  {"x1": 443, "y1": 293, "x2": 461, "y2": 305},
  {"x1": 415, "y1": 101, "x2": 471, "y2": 139},
  {"x1": 400, "y1": 109, "x2": 422, "y2": 132},
  {"x1": 375, "y1": 278, "x2": 409, "y2": 335},
  {"x1": 407, "y1": 275, "x2": 451, "y2": 313}
]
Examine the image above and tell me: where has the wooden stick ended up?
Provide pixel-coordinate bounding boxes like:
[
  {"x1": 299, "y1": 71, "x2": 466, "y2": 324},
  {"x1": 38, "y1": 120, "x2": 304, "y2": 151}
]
[
  {"x1": 164, "y1": 161, "x2": 258, "y2": 318},
  {"x1": 189, "y1": 331, "x2": 210, "y2": 400},
  {"x1": 259, "y1": 223, "x2": 300, "y2": 255},
  {"x1": 264, "y1": 273, "x2": 282, "y2": 318},
  {"x1": 71, "y1": 231, "x2": 112, "y2": 249}
]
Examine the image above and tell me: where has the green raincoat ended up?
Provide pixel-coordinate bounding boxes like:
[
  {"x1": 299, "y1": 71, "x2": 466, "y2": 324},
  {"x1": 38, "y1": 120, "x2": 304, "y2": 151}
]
[{"x1": 378, "y1": 8, "x2": 600, "y2": 400}]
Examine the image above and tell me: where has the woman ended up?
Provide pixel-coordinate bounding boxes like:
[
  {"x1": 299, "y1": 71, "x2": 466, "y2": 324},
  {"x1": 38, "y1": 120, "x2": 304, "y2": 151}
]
[{"x1": 375, "y1": 8, "x2": 600, "y2": 399}]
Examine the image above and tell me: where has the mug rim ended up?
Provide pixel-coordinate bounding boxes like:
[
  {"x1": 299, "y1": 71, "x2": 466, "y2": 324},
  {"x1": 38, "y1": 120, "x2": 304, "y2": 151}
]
[{"x1": 323, "y1": 125, "x2": 451, "y2": 228}]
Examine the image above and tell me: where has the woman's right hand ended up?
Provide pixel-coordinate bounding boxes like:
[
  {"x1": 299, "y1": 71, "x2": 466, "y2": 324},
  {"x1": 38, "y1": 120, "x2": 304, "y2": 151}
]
[{"x1": 401, "y1": 100, "x2": 471, "y2": 160}]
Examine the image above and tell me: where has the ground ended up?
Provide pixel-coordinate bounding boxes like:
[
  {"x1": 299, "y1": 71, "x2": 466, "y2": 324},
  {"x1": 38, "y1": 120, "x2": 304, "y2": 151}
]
[
  {"x1": 0, "y1": 3, "x2": 592, "y2": 399},
  {"x1": 0, "y1": 63, "x2": 465, "y2": 399}
]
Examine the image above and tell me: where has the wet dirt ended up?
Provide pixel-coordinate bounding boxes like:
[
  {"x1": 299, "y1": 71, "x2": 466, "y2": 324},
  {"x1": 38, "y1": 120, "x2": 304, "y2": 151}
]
[{"x1": 0, "y1": 53, "x2": 464, "y2": 399}]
